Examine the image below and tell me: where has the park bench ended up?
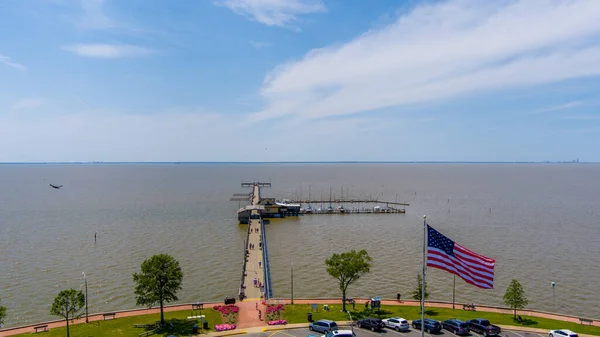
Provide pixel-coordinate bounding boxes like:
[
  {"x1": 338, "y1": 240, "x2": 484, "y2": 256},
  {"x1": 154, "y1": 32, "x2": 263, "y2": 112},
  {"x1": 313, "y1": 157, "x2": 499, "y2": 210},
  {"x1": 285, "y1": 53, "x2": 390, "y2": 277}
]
[
  {"x1": 138, "y1": 329, "x2": 157, "y2": 337},
  {"x1": 579, "y1": 318, "x2": 593, "y2": 325},
  {"x1": 103, "y1": 312, "x2": 116, "y2": 320},
  {"x1": 134, "y1": 323, "x2": 156, "y2": 328},
  {"x1": 192, "y1": 302, "x2": 203, "y2": 310},
  {"x1": 463, "y1": 303, "x2": 476, "y2": 311},
  {"x1": 33, "y1": 325, "x2": 49, "y2": 333}
]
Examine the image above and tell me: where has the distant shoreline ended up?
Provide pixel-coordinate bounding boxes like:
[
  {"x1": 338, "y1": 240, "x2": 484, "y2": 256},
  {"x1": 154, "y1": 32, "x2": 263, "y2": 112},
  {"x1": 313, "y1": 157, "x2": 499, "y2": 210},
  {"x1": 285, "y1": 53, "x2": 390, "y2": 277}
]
[{"x1": 0, "y1": 161, "x2": 595, "y2": 165}]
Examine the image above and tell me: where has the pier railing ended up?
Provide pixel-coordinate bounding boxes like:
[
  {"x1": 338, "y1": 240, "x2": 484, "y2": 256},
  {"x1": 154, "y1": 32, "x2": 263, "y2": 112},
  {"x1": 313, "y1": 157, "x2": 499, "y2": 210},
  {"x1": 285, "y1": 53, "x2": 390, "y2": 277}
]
[{"x1": 261, "y1": 218, "x2": 273, "y2": 299}]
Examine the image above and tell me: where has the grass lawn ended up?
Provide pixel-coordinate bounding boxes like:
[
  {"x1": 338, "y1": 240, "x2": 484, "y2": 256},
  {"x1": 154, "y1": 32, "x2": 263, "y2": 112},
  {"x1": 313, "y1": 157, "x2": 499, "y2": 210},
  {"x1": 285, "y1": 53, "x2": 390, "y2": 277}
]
[
  {"x1": 282, "y1": 303, "x2": 600, "y2": 336},
  {"x1": 11, "y1": 308, "x2": 222, "y2": 337}
]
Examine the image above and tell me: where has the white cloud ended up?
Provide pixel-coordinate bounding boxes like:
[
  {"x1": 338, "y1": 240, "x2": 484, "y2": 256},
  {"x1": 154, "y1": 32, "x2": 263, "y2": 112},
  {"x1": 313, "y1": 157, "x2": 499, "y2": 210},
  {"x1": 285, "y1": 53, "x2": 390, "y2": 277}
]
[
  {"x1": 254, "y1": 0, "x2": 600, "y2": 121},
  {"x1": 533, "y1": 101, "x2": 584, "y2": 114},
  {"x1": 78, "y1": 0, "x2": 115, "y2": 30},
  {"x1": 11, "y1": 98, "x2": 43, "y2": 110},
  {"x1": 216, "y1": 0, "x2": 326, "y2": 27},
  {"x1": 0, "y1": 53, "x2": 27, "y2": 71},
  {"x1": 63, "y1": 44, "x2": 155, "y2": 58}
]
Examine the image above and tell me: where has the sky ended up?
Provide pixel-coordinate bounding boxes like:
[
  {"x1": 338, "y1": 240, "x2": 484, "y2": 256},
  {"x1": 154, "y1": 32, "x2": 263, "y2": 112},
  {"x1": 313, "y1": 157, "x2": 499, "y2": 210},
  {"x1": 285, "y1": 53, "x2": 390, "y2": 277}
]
[{"x1": 1, "y1": 0, "x2": 600, "y2": 162}]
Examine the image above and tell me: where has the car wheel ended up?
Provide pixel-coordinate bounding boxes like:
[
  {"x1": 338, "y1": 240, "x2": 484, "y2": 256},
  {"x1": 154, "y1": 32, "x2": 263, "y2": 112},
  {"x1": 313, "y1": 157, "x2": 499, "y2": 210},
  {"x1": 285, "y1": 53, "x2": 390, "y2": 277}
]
[
  {"x1": 396, "y1": 327, "x2": 400, "y2": 332},
  {"x1": 427, "y1": 328, "x2": 431, "y2": 333},
  {"x1": 550, "y1": 334, "x2": 554, "y2": 337},
  {"x1": 309, "y1": 326, "x2": 314, "y2": 331},
  {"x1": 358, "y1": 323, "x2": 362, "y2": 328},
  {"x1": 371, "y1": 327, "x2": 376, "y2": 332}
]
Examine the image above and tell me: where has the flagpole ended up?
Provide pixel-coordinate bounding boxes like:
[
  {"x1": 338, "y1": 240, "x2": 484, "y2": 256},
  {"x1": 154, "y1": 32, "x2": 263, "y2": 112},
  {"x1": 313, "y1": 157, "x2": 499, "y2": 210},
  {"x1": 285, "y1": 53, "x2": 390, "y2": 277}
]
[
  {"x1": 452, "y1": 274, "x2": 456, "y2": 310},
  {"x1": 421, "y1": 215, "x2": 426, "y2": 337}
]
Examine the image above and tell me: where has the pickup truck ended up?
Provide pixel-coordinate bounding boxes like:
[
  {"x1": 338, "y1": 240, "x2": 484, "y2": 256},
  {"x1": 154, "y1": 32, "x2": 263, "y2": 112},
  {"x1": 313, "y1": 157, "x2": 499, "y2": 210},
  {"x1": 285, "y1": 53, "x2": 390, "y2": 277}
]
[{"x1": 467, "y1": 318, "x2": 501, "y2": 337}]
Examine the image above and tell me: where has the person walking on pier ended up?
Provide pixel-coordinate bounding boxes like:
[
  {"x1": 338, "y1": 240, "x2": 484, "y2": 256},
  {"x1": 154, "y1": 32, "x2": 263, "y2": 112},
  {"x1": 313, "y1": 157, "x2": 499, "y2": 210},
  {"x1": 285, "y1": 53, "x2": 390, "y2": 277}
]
[{"x1": 258, "y1": 261, "x2": 261, "y2": 268}]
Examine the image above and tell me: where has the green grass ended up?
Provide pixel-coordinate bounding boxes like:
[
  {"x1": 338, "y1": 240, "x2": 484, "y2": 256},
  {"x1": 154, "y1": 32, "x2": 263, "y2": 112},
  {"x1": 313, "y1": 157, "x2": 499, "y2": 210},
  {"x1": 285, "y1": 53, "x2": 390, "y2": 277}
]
[
  {"x1": 11, "y1": 308, "x2": 222, "y2": 337},
  {"x1": 282, "y1": 303, "x2": 600, "y2": 336}
]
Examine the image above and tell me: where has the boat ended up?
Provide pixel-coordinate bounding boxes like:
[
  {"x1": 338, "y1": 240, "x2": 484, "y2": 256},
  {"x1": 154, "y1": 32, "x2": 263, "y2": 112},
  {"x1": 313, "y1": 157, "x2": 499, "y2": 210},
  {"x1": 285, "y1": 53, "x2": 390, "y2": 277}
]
[
  {"x1": 275, "y1": 199, "x2": 301, "y2": 214},
  {"x1": 338, "y1": 205, "x2": 346, "y2": 213}
]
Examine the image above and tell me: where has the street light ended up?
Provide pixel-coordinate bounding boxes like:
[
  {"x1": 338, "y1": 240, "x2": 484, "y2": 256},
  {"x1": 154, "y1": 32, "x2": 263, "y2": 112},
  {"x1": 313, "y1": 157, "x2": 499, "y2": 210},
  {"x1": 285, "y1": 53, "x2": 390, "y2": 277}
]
[
  {"x1": 551, "y1": 281, "x2": 556, "y2": 312},
  {"x1": 82, "y1": 272, "x2": 89, "y2": 323},
  {"x1": 291, "y1": 260, "x2": 294, "y2": 305}
]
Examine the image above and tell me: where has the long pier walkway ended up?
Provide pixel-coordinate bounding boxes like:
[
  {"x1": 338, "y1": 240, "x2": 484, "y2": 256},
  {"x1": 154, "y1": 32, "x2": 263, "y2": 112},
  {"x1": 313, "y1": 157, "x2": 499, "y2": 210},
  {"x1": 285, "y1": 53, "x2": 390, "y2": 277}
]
[{"x1": 241, "y1": 184, "x2": 265, "y2": 300}]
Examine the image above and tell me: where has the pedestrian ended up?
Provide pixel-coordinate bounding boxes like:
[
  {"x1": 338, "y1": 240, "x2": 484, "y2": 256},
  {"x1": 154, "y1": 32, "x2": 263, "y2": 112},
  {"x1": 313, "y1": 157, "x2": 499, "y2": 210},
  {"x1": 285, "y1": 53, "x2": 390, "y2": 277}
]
[
  {"x1": 397, "y1": 293, "x2": 401, "y2": 302},
  {"x1": 258, "y1": 261, "x2": 261, "y2": 268},
  {"x1": 253, "y1": 277, "x2": 257, "y2": 287},
  {"x1": 258, "y1": 310, "x2": 262, "y2": 320},
  {"x1": 256, "y1": 303, "x2": 258, "y2": 310},
  {"x1": 352, "y1": 299, "x2": 356, "y2": 310},
  {"x1": 365, "y1": 300, "x2": 369, "y2": 310},
  {"x1": 94, "y1": 232, "x2": 97, "y2": 243}
]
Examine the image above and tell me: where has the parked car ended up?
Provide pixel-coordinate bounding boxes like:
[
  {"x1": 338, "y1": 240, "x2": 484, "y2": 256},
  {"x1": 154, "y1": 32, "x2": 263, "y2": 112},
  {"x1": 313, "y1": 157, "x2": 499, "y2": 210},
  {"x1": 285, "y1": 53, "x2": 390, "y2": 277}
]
[
  {"x1": 550, "y1": 330, "x2": 579, "y2": 337},
  {"x1": 322, "y1": 330, "x2": 356, "y2": 337},
  {"x1": 309, "y1": 319, "x2": 338, "y2": 333},
  {"x1": 442, "y1": 319, "x2": 470, "y2": 335},
  {"x1": 467, "y1": 318, "x2": 501, "y2": 336},
  {"x1": 412, "y1": 318, "x2": 442, "y2": 333},
  {"x1": 382, "y1": 317, "x2": 410, "y2": 332},
  {"x1": 357, "y1": 318, "x2": 385, "y2": 332}
]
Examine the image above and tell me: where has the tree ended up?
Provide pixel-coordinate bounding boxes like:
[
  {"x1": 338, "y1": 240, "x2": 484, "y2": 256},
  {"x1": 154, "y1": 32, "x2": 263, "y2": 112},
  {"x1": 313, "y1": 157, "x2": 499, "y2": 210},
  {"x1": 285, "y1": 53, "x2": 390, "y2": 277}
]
[
  {"x1": 50, "y1": 289, "x2": 85, "y2": 337},
  {"x1": 411, "y1": 274, "x2": 429, "y2": 301},
  {"x1": 325, "y1": 249, "x2": 372, "y2": 312},
  {"x1": 503, "y1": 279, "x2": 529, "y2": 319},
  {"x1": 133, "y1": 254, "x2": 183, "y2": 325},
  {"x1": 0, "y1": 298, "x2": 6, "y2": 328}
]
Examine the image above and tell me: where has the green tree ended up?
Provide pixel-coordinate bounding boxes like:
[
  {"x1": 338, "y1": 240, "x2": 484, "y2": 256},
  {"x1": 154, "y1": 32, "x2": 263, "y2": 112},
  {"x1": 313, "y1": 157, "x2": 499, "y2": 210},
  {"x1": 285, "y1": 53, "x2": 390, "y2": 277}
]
[
  {"x1": 411, "y1": 274, "x2": 429, "y2": 301},
  {"x1": 503, "y1": 279, "x2": 529, "y2": 319},
  {"x1": 0, "y1": 298, "x2": 6, "y2": 328},
  {"x1": 325, "y1": 249, "x2": 372, "y2": 312},
  {"x1": 50, "y1": 289, "x2": 85, "y2": 337},
  {"x1": 133, "y1": 253, "x2": 184, "y2": 325}
]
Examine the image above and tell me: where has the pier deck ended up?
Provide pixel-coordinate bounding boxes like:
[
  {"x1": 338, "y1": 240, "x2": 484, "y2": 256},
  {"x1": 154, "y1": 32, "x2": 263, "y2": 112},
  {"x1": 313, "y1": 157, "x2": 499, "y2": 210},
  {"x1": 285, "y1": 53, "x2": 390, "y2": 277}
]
[{"x1": 241, "y1": 184, "x2": 265, "y2": 300}]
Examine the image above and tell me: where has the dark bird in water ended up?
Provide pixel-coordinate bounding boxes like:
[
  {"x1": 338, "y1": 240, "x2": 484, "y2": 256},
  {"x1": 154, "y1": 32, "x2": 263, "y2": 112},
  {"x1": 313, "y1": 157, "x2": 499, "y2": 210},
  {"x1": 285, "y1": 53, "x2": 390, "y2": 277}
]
[{"x1": 49, "y1": 184, "x2": 63, "y2": 189}]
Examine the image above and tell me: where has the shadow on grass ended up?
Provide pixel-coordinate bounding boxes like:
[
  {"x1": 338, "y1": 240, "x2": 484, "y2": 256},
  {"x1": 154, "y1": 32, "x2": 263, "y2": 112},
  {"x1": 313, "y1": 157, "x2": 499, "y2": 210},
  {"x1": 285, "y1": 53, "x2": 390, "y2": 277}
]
[
  {"x1": 514, "y1": 318, "x2": 538, "y2": 327},
  {"x1": 425, "y1": 310, "x2": 439, "y2": 316},
  {"x1": 155, "y1": 318, "x2": 212, "y2": 336}
]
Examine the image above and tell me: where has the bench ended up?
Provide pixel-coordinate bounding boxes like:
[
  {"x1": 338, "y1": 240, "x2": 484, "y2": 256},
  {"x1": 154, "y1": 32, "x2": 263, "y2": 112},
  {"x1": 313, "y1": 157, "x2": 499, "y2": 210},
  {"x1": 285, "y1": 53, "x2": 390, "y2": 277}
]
[
  {"x1": 463, "y1": 304, "x2": 476, "y2": 311},
  {"x1": 33, "y1": 325, "x2": 49, "y2": 333},
  {"x1": 192, "y1": 303, "x2": 203, "y2": 310},
  {"x1": 580, "y1": 318, "x2": 593, "y2": 325},
  {"x1": 103, "y1": 312, "x2": 116, "y2": 320},
  {"x1": 134, "y1": 323, "x2": 156, "y2": 328},
  {"x1": 138, "y1": 329, "x2": 157, "y2": 337}
]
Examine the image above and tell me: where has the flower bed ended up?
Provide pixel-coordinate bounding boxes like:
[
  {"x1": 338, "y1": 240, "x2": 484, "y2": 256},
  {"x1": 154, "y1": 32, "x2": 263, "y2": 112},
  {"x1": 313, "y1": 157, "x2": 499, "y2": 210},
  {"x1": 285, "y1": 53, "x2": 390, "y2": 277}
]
[
  {"x1": 215, "y1": 323, "x2": 236, "y2": 331},
  {"x1": 268, "y1": 319, "x2": 288, "y2": 325},
  {"x1": 213, "y1": 305, "x2": 239, "y2": 324},
  {"x1": 266, "y1": 304, "x2": 285, "y2": 322}
]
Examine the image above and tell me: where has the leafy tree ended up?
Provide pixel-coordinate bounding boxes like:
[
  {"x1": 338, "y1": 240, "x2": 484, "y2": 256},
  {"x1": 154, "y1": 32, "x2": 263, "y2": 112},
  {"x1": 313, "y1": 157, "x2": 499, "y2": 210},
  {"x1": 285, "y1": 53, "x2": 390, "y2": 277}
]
[
  {"x1": 325, "y1": 249, "x2": 372, "y2": 312},
  {"x1": 503, "y1": 279, "x2": 529, "y2": 319},
  {"x1": 0, "y1": 298, "x2": 6, "y2": 328},
  {"x1": 411, "y1": 274, "x2": 429, "y2": 301},
  {"x1": 133, "y1": 253, "x2": 184, "y2": 325},
  {"x1": 50, "y1": 289, "x2": 85, "y2": 337}
]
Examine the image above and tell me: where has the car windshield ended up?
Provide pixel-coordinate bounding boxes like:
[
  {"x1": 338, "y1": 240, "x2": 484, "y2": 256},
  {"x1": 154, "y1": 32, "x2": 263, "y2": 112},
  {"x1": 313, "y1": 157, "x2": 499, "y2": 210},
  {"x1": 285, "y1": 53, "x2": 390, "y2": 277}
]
[
  {"x1": 480, "y1": 320, "x2": 490, "y2": 326},
  {"x1": 330, "y1": 323, "x2": 338, "y2": 329},
  {"x1": 401, "y1": 320, "x2": 408, "y2": 324},
  {"x1": 459, "y1": 323, "x2": 468, "y2": 328}
]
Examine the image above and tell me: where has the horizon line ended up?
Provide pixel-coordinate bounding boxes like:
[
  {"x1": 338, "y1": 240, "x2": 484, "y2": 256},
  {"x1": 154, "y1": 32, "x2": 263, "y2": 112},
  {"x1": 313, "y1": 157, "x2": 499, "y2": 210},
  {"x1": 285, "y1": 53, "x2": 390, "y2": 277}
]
[{"x1": 0, "y1": 161, "x2": 594, "y2": 165}]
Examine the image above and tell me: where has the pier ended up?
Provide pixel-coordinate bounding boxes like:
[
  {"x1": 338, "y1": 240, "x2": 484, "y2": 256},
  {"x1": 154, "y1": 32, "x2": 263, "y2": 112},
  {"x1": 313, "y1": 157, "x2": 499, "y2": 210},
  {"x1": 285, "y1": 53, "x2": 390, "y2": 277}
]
[{"x1": 239, "y1": 183, "x2": 272, "y2": 301}]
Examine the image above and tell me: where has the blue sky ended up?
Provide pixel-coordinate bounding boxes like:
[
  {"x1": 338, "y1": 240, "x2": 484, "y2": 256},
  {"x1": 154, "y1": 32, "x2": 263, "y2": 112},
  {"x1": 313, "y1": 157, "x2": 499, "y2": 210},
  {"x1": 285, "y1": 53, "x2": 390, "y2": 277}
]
[{"x1": 1, "y1": 0, "x2": 600, "y2": 162}]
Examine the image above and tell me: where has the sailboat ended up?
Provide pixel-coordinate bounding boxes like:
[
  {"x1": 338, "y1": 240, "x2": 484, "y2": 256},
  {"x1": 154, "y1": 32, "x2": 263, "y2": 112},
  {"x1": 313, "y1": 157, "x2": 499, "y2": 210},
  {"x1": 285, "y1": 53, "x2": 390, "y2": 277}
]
[
  {"x1": 327, "y1": 187, "x2": 334, "y2": 213},
  {"x1": 305, "y1": 186, "x2": 313, "y2": 214}
]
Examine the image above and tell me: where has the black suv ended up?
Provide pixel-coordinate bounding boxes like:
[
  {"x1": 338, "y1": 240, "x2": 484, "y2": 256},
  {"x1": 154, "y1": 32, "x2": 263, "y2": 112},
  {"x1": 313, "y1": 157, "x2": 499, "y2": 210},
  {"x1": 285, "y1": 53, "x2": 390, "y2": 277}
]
[
  {"x1": 442, "y1": 319, "x2": 470, "y2": 335},
  {"x1": 357, "y1": 318, "x2": 385, "y2": 332},
  {"x1": 412, "y1": 318, "x2": 442, "y2": 333}
]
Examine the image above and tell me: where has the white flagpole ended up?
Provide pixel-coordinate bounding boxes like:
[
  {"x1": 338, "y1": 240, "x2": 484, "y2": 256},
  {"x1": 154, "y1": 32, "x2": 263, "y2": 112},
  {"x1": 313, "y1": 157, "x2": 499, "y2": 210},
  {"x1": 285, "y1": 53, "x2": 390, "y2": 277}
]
[{"x1": 421, "y1": 215, "x2": 427, "y2": 337}]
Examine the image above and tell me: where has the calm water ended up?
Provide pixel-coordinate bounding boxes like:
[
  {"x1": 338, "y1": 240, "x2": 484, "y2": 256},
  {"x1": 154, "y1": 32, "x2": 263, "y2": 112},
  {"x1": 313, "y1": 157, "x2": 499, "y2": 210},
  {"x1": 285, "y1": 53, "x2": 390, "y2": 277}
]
[{"x1": 1, "y1": 163, "x2": 599, "y2": 327}]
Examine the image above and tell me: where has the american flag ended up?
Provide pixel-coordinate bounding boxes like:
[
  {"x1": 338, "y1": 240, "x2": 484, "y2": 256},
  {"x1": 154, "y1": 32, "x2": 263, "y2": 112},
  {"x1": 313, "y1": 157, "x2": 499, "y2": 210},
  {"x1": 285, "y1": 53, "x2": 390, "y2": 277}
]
[{"x1": 427, "y1": 224, "x2": 495, "y2": 289}]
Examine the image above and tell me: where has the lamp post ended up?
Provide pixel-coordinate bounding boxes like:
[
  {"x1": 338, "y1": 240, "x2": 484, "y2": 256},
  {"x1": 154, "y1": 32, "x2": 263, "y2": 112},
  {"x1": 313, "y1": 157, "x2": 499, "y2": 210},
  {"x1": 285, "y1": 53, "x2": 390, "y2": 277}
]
[
  {"x1": 551, "y1": 281, "x2": 556, "y2": 312},
  {"x1": 291, "y1": 260, "x2": 294, "y2": 305},
  {"x1": 82, "y1": 272, "x2": 89, "y2": 323}
]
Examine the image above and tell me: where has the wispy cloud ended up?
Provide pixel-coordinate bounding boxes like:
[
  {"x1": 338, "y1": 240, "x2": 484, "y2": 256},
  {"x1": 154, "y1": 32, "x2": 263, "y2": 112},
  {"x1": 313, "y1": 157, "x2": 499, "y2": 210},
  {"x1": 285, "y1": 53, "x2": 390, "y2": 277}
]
[
  {"x1": 0, "y1": 53, "x2": 27, "y2": 71},
  {"x1": 253, "y1": 0, "x2": 600, "y2": 121},
  {"x1": 11, "y1": 98, "x2": 43, "y2": 110},
  {"x1": 533, "y1": 100, "x2": 584, "y2": 114},
  {"x1": 216, "y1": 0, "x2": 326, "y2": 28},
  {"x1": 249, "y1": 40, "x2": 272, "y2": 49},
  {"x1": 63, "y1": 44, "x2": 155, "y2": 58},
  {"x1": 78, "y1": 0, "x2": 115, "y2": 30},
  {"x1": 560, "y1": 114, "x2": 600, "y2": 120}
]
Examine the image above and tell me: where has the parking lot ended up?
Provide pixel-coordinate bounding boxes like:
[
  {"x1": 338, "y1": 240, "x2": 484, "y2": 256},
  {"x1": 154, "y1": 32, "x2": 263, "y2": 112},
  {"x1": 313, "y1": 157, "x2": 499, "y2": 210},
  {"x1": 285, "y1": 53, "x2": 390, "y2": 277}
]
[{"x1": 244, "y1": 326, "x2": 549, "y2": 337}]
